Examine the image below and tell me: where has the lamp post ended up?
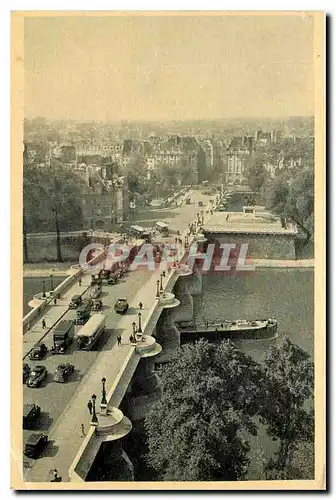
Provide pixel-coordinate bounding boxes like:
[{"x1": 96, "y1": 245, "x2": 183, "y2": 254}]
[
  {"x1": 91, "y1": 394, "x2": 98, "y2": 425},
  {"x1": 101, "y1": 378, "x2": 107, "y2": 406},
  {"x1": 42, "y1": 280, "x2": 46, "y2": 298},
  {"x1": 156, "y1": 280, "x2": 160, "y2": 298},
  {"x1": 138, "y1": 312, "x2": 142, "y2": 333},
  {"x1": 160, "y1": 273, "x2": 163, "y2": 292},
  {"x1": 50, "y1": 275, "x2": 54, "y2": 292}
]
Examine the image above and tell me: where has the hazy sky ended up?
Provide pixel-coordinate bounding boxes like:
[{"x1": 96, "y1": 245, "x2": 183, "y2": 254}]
[{"x1": 24, "y1": 14, "x2": 315, "y2": 121}]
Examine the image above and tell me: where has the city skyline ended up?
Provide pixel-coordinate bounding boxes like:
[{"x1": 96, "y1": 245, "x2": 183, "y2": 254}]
[{"x1": 24, "y1": 13, "x2": 315, "y2": 122}]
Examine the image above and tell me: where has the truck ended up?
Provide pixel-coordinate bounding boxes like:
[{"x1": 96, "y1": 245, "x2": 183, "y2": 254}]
[
  {"x1": 75, "y1": 313, "x2": 106, "y2": 351},
  {"x1": 51, "y1": 320, "x2": 74, "y2": 354},
  {"x1": 75, "y1": 299, "x2": 91, "y2": 325}
]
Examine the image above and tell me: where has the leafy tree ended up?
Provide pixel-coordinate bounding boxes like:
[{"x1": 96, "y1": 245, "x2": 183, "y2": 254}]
[
  {"x1": 266, "y1": 167, "x2": 314, "y2": 246},
  {"x1": 145, "y1": 339, "x2": 264, "y2": 481},
  {"x1": 244, "y1": 153, "x2": 268, "y2": 193},
  {"x1": 23, "y1": 162, "x2": 84, "y2": 261},
  {"x1": 260, "y1": 337, "x2": 314, "y2": 479}
]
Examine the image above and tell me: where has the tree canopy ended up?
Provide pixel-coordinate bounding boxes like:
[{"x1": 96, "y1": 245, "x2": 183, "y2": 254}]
[
  {"x1": 266, "y1": 166, "x2": 314, "y2": 245},
  {"x1": 260, "y1": 337, "x2": 314, "y2": 479},
  {"x1": 144, "y1": 337, "x2": 314, "y2": 481},
  {"x1": 145, "y1": 339, "x2": 264, "y2": 481},
  {"x1": 23, "y1": 163, "x2": 84, "y2": 233}
]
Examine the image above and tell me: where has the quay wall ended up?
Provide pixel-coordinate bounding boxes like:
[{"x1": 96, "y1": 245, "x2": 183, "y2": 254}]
[
  {"x1": 203, "y1": 232, "x2": 296, "y2": 260},
  {"x1": 24, "y1": 234, "x2": 89, "y2": 263}
]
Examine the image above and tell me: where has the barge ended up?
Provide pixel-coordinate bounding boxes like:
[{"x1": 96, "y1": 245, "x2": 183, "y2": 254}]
[{"x1": 175, "y1": 318, "x2": 278, "y2": 343}]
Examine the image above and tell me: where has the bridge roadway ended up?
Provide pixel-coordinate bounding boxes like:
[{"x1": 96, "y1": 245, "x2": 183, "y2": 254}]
[{"x1": 22, "y1": 189, "x2": 217, "y2": 483}]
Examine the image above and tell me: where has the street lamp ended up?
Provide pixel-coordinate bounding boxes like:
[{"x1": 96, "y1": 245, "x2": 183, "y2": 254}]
[
  {"x1": 138, "y1": 312, "x2": 142, "y2": 333},
  {"x1": 91, "y1": 394, "x2": 98, "y2": 425},
  {"x1": 42, "y1": 280, "x2": 46, "y2": 298},
  {"x1": 156, "y1": 280, "x2": 160, "y2": 298},
  {"x1": 50, "y1": 275, "x2": 54, "y2": 292},
  {"x1": 101, "y1": 378, "x2": 107, "y2": 406},
  {"x1": 160, "y1": 273, "x2": 164, "y2": 292}
]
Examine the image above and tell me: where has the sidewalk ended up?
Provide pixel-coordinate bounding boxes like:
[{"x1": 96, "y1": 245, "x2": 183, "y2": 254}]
[{"x1": 23, "y1": 273, "x2": 92, "y2": 359}]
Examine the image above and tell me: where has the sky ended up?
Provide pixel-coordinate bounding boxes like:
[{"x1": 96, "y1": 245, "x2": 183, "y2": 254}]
[{"x1": 23, "y1": 13, "x2": 315, "y2": 121}]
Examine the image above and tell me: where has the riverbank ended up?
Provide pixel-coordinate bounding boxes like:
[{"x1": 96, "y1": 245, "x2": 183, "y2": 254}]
[
  {"x1": 23, "y1": 262, "x2": 73, "y2": 277},
  {"x1": 253, "y1": 259, "x2": 314, "y2": 268}
]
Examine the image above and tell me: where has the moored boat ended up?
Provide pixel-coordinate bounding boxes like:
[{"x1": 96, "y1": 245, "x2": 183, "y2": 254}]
[{"x1": 175, "y1": 318, "x2": 278, "y2": 343}]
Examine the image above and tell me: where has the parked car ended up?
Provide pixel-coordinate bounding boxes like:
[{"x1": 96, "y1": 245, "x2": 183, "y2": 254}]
[
  {"x1": 53, "y1": 363, "x2": 75, "y2": 383},
  {"x1": 29, "y1": 343, "x2": 48, "y2": 361},
  {"x1": 114, "y1": 298, "x2": 129, "y2": 314},
  {"x1": 69, "y1": 295, "x2": 82, "y2": 309},
  {"x1": 23, "y1": 363, "x2": 31, "y2": 383},
  {"x1": 90, "y1": 285, "x2": 102, "y2": 299},
  {"x1": 24, "y1": 433, "x2": 48, "y2": 459},
  {"x1": 23, "y1": 404, "x2": 41, "y2": 429},
  {"x1": 92, "y1": 298, "x2": 103, "y2": 311},
  {"x1": 27, "y1": 365, "x2": 47, "y2": 388}
]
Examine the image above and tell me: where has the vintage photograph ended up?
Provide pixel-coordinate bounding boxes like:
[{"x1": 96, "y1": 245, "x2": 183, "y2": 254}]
[{"x1": 12, "y1": 11, "x2": 325, "y2": 489}]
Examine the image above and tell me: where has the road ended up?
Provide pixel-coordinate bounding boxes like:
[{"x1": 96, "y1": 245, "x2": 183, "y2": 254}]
[
  {"x1": 23, "y1": 268, "x2": 152, "y2": 453},
  {"x1": 22, "y1": 188, "x2": 218, "y2": 481}
]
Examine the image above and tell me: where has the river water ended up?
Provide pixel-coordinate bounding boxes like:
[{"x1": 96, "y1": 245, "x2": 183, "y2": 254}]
[{"x1": 194, "y1": 268, "x2": 314, "y2": 360}]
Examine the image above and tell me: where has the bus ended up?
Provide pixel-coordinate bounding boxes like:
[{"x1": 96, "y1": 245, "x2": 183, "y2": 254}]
[
  {"x1": 155, "y1": 221, "x2": 169, "y2": 237},
  {"x1": 129, "y1": 225, "x2": 151, "y2": 242},
  {"x1": 76, "y1": 313, "x2": 106, "y2": 351}
]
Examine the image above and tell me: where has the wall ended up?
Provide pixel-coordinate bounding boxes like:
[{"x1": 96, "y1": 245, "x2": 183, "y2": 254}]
[
  {"x1": 24, "y1": 234, "x2": 89, "y2": 263},
  {"x1": 204, "y1": 232, "x2": 296, "y2": 259}
]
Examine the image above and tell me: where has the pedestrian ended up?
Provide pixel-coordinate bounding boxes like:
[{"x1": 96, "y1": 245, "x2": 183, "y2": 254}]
[
  {"x1": 87, "y1": 400, "x2": 93, "y2": 415},
  {"x1": 129, "y1": 335, "x2": 134, "y2": 344},
  {"x1": 53, "y1": 297, "x2": 57, "y2": 305},
  {"x1": 42, "y1": 319, "x2": 46, "y2": 329},
  {"x1": 226, "y1": 214, "x2": 229, "y2": 221},
  {"x1": 81, "y1": 423, "x2": 85, "y2": 437},
  {"x1": 79, "y1": 277, "x2": 82, "y2": 286},
  {"x1": 138, "y1": 302, "x2": 143, "y2": 310},
  {"x1": 117, "y1": 335, "x2": 122, "y2": 346}
]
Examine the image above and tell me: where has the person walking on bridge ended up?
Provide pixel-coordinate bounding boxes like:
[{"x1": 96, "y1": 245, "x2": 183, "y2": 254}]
[
  {"x1": 117, "y1": 335, "x2": 122, "y2": 346},
  {"x1": 81, "y1": 423, "x2": 85, "y2": 437},
  {"x1": 138, "y1": 302, "x2": 143, "y2": 310},
  {"x1": 87, "y1": 400, "x2": 93, "y2": 415},
  {"x1": 42, "y1": 319, "x2": 46, "y2": 329}
]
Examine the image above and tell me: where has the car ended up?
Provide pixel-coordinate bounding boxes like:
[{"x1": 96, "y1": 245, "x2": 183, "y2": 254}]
[
  {"x1": 23, "y1": 363, "x2": 31, "y2": 383},
  {"x1": 23, "y1": 403, "x2": 41, "y2": 429},
  {"x1": 114, "y1": 298, "x2": 129, "y2": 314},
  {"x1": 27, "y1": 365, "x2": 47, "y2": 388},
  {"x1": 91, "y1": 298, "x2": 103, "y2": 311},
  {"x1": 24, "y1": 433, "x2": 48, "y2": 459},
  {"x1": 29, "y1": 343, "x2": 48, "y2": 361},
  {"x1": 90, "y1": 285, "x2": 102, "y2": 299},
  {"x1": 69, "y1": 295, "x2": 82, "y2": 309},
  {"x1": 53, "y1": 363, "x2": 75, "y2": 383}
]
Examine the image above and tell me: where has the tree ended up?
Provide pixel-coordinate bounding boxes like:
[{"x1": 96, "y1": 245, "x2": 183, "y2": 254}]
[
  {"x1": 23, "y1": 162, "x2": 84, "y2": 260},
  {"x1": 244, "y1": 153, "x2": 268, "y2": 193},
  {"x1": 260, "y1": 337, "x2": 314, "y2": 479},
  {"x1": 266, "y1": 167, "x2": 314, "y2": 247},
  {"x1": 145, "y1": 339, "x2": 264, "y2": 481}
]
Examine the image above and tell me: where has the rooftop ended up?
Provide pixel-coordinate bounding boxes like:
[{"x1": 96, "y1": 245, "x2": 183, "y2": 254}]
[{"x1": 204, "y1": 210, "x2": 298, "y2": 235}]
